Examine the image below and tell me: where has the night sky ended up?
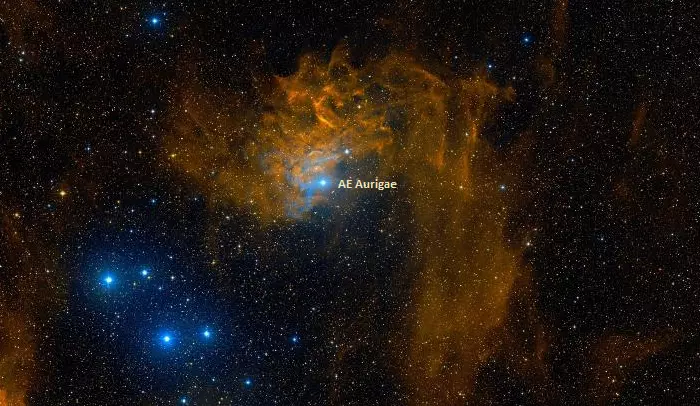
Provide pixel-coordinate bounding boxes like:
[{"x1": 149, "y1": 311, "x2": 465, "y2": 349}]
[{"x1": 1, "y1": 1, "x2": 700, "y2": 405}]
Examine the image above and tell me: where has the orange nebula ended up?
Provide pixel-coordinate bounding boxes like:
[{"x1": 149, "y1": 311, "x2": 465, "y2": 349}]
[
  {"x1": 0, "y1": 210, "x2": 66, "y2": 405},
  {"x1": 586, "y1": 331, "x2": 677, "y2": 405},
  {"x1": 167, "y1": 43, "x2": 527, "y2": 403}
]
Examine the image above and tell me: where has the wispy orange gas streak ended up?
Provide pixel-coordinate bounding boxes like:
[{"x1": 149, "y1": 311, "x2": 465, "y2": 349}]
[
  {"x1": 587, "y1": 331, "x2": 677, "y2": 405},
  {"x1": 629, "y1": 102, "x2": 649, "y2": 146},
  {"x1": 401, "y1": 75, "x2": 519, "y2": 402},
  {"x1": 0, "y1": 210, "x2": 66, "y2": 406},
  {"x1": 552, "y1": 0, "x2": 569, "y2": 50}
]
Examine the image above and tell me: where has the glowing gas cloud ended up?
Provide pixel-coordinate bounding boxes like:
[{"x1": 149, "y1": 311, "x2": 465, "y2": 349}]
[
  {"x1": 166, "y1": 44, "x2": 524, "y2": 403},
  {"x1": 167, "y1": 45, "x2": 514, "y2": 217}
]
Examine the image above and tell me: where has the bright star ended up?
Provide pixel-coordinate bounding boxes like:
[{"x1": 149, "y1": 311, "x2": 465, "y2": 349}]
[
  {"x1": 244, "y1": 378, "x2": 253, "y2": 386},
  {"x1": 163, "y1": 335, "x2": 171, "y2": 343},
  {"x1": 203, "y1": 329, "x2": 211, "y2": 338},
  {"x1": 319, "y1": 179, "x2": 327, "y2": 187},
  {"x1": 104, "y1": 276, "x2": 114, "y2": 284},
  {"x1": 180, "y1": 398, "x2": 187, "y2": 404},
  {"x1": 344, "y1": 148, "x2": 350, "y2": 155},
  {"x1": 499, "y1": 184, "x2": 507, "y2": 191},
  {"x1": 151, "y1": 17, "x2": 159, "y2": 24},
  {"x1": 141, "y1": 269, "x2": 149, "y2": 277}
]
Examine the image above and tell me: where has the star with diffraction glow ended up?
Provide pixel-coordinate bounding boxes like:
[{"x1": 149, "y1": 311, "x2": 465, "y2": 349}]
[{"x1": 102, "y1": 274, "x2": 115, "y2": 287}]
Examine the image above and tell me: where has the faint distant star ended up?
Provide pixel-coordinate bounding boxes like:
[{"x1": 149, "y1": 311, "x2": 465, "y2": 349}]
[{"x1": 499, "y1": 184, "x2": 507, "y2": 191}]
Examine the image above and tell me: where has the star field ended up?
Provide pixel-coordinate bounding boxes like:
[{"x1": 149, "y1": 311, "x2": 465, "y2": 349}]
[{"x1": 1, "y1": 1, "x2": 700, "y2": 405}]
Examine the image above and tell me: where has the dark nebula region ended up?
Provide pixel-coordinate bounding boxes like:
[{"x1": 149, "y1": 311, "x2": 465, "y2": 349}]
[{"x1": 1, "y1": 1, "x2": 700, "y2": 405}]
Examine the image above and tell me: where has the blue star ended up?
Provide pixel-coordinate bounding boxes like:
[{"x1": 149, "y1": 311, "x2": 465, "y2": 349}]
[
  {"x1": 162, "y1": 334, "x2": 172, "y2": 343},
  {"x1": 319, "y1": 179, "x2": 328, "y2": 187},
  {"x1": 244, "y1": 378, "x2": 253, "y2": 387},
  {"x1": 203, "y1": 329, "x2": 211, "y2": 338},
  {"x1": 141, "y1": 269, "x2": 149, "y2": 277},
  {"x1": 151, "y1": 17, "x2": 160, "y2": 25},
  {"x1": 103, "y1": 275, "x2": 114, "y2": 285},
  {"x1": 180, "y1": 397, "x2": 187, "y2": 404},
  {"x1": 291, "y1": 335, "x2": 299, "y2": 343},
  {"x1": 521, "y1": 33, "x2": 534, "y2": 46}
]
